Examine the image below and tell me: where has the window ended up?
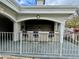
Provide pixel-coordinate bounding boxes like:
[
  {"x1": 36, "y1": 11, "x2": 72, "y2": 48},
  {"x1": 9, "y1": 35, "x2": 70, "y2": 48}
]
[
  {"x1": 45, "y1": 0, "x2": 79, "y2": 5},
  {"x1": 16, "y1": 0, "x2": 37, "y2": 6}
]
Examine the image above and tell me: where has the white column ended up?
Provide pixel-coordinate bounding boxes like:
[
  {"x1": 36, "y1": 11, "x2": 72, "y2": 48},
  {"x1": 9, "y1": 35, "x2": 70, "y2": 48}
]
[
  {"x1": 54, "y1": 22, "x2": 58, "y2": 32},
  {"x1": 60, "y1": 22, "x2": 65, "y2": 56},
  {"x1": 14, "y1": 22, "x2": 21, "y2": 41},
  {"x1": 54, "y1": 22, "x2": 59, "y2": 42}
]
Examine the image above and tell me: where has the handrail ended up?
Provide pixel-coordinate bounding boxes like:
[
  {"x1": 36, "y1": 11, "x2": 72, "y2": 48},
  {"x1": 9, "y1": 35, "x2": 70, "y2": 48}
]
[{"x1": 0, "y1": 32, "x2": 79, "y2": 57}]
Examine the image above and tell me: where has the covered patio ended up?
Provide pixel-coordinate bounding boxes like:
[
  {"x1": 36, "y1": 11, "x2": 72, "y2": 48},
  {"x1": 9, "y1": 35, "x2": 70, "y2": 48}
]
[
  {"x1": 0, "y1": 14, "x2": 63, "y2": 57},
  {"x1": 0, "y1": 15, "x2": 79, "y2": 57}
]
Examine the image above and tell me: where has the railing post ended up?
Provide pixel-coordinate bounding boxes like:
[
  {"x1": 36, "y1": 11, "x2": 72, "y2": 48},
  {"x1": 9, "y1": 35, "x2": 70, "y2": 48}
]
[
  {"x1": 59, "y1": 23, "x2": 65, "y2": 56},
  {"x1": 13, "y1": 22, "x2": 21, "y2": 41},
  {"x1": 20, "y1": 31, "x2": 22, "y2": 54}
]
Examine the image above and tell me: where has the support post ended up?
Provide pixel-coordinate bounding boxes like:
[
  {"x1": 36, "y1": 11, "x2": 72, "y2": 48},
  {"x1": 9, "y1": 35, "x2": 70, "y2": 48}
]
[
  {"x1": 54, "y1": 22, "x2": 58, "y2": 40},
  {"x1": 54, "y1": 22, "x2": 58, "y2": 32},
  {"x1": 20, "y1": 31, "x2": 22, "y2": 54},
  {"x1": 60, "y1": 22, "x2": 65, "y2": 56},
  {"x1": 14, "y1": 22, "x2": 21, "y2": 41}
]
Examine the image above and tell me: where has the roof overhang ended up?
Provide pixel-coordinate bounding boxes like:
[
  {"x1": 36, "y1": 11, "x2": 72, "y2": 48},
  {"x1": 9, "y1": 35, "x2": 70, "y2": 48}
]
[{"x1": 0, "y1": 0, "x2": 79, "y2": 14}]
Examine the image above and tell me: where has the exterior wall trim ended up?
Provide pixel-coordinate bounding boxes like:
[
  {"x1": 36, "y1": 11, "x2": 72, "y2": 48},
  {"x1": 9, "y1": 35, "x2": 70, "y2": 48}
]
[
  {"x1": 16, "y1": 17, "x2": 62, "y2": 23},
  {"x1": 0, "y1": 11, "x2": 16, "y2": 22}
]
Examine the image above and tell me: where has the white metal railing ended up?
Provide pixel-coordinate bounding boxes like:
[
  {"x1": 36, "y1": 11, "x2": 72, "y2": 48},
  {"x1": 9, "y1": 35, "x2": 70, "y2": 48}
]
[
  {"x1": 20, "y1": 31, "x2": 60, "y2": 56},
  {"x1": 0, "y1": 32, "x2": 20, "y2": 54},
  {"x1": 0, "y1": 32, "x2": 60, "y2": 56},
  {"x1": 63, "y1": 33, "x2": 79, "y2": 56},
  {"x1": 0, "y1": 32, "x2": 79, "y2": 57}
]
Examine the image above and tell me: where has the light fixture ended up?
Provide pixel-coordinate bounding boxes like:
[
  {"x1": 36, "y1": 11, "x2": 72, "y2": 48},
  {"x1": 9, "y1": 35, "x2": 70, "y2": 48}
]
[{"x1": 36, "y1": 14, "x2": 40, "y2": 19}]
